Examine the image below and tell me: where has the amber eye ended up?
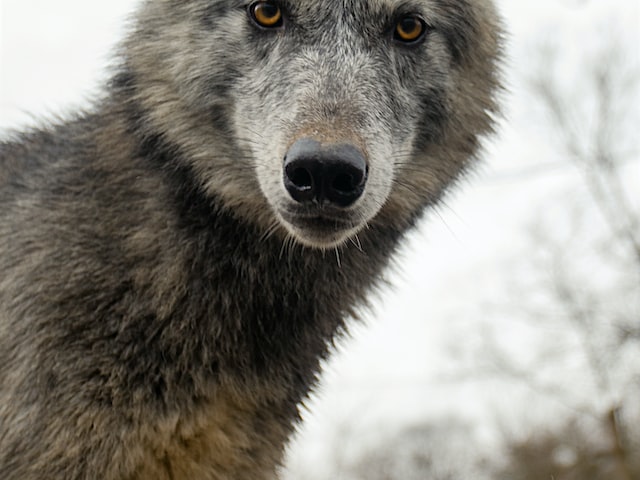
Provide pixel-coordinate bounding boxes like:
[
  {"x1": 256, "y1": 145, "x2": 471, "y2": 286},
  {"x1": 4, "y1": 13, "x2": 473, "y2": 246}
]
[
  {"x1": 249, "y1": 1, "x2": 283, "y2": 28},
  {"x1": 394, "y1": 16, "x2": 426, "y2": 43}
]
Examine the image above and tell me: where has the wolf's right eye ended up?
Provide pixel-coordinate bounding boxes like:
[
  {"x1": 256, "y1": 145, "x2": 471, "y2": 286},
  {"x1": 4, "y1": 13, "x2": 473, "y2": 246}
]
[{"x1": 248, "y1": 1, "x2": 283, "y2": 29}]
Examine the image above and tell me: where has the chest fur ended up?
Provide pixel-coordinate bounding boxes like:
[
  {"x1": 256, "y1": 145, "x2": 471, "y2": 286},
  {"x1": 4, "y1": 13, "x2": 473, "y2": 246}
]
[{"x1": 130, "y1": 389, "x2": 290, "y2": 480}]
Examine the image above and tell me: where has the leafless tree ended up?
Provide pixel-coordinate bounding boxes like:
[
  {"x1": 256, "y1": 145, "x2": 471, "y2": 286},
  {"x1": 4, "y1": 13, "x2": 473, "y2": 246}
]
[
  {"x1": 337, "y1": 420, "x2": 490, "y2": 480},
  {"x1": 475, "y1": 35, "x2": 639, "y2": 480},
  {"x1": 495, "y1": 416, "x2": 640, "y2": 480}
]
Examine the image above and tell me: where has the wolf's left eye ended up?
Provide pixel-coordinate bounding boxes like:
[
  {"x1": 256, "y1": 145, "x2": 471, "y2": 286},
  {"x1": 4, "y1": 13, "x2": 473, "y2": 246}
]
[
  {"x1": 394, "y1": 15, "x2": 426, "y2": 43},
  {"x1": 249, "y1": 1, "x2": 283, "y2": 28}
]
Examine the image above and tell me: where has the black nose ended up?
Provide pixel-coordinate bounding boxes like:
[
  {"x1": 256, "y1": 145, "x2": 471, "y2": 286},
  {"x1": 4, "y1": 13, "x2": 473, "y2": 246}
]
[{"x1": 283, "y1": 138, "x2": 368, "y2": 208}]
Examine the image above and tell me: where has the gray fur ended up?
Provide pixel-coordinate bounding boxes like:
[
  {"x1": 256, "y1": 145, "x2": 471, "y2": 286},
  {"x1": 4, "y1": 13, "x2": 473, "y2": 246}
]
[{"x1": 0, "y1": 1, "x2": 503, "y2": 478}]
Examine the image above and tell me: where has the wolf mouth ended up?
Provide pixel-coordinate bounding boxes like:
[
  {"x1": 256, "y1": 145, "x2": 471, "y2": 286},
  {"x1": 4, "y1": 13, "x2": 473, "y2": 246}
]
[
  {"x1": 280, "y1": 210, "x2": 357, "y2": 230},
  {"x1": 278, "y1": 208, "x2": 362, "y2": 245}
]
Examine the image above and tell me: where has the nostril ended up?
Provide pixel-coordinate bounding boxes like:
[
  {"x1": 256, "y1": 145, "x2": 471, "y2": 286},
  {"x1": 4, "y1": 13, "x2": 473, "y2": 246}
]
[
  {"x1": 325, "y1": 162, "x2": 367, "y2": 207},
  {"x1": 284, "y1": 158, "x2": 318, "y2": 204},
  {"x1": 288, "y1": 167, "x2": 313, "y2": 191},
  {"x1": 331, "y1": 169, "x2": 364, "y2": 195},
  {"x1": 332, "y1": 173, "x2": 355, "y2": 194}
]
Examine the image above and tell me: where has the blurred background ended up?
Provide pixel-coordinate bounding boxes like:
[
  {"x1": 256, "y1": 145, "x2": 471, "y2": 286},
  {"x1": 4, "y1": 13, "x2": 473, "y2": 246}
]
[{"x1": 2, "y1": 1, "x2": 639, "y2": 478}]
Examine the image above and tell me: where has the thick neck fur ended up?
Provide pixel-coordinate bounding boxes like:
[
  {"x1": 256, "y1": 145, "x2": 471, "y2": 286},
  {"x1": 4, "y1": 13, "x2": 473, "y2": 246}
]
[{"x1": 1, "y1": 75, "x2": 407, "y2": 478}]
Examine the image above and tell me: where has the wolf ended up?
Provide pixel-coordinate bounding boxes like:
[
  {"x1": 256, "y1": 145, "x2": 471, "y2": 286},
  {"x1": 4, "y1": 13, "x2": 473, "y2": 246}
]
[{"x1": 0, "y1": 0, "x2": 502, "y2": 478}]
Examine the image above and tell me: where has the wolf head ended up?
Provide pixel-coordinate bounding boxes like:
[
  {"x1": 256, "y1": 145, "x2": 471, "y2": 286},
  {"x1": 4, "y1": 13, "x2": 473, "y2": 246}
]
[{"x1": 124, "y1": 0, "x2": 502, "y2": 248}]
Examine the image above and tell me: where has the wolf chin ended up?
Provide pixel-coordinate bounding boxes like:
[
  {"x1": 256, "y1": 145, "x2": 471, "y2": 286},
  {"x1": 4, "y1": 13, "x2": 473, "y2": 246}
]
[{"x1": 0, "y1": 1, "x2": 502, "y2": 478}]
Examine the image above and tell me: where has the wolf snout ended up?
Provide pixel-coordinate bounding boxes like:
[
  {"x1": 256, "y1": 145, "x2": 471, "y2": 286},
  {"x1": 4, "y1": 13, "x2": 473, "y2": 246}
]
[{"x1": 283, "y1": 138, "x2": 368, "y2": 208}]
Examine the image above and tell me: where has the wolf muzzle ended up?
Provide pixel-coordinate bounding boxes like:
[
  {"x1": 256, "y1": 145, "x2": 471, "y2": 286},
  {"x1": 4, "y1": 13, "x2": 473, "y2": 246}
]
[{"x1": 283, "y1": 138, "x2": 368, "y2": 208}]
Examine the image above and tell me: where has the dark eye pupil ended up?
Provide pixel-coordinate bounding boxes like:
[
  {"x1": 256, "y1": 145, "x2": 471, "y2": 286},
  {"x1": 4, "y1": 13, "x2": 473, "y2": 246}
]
[
  {"x1": 261, "y1": 3, "x2": 278, "y2": 18},
  {"x1": 400, "y1": 18, "x2": 419, "y2": 33}
]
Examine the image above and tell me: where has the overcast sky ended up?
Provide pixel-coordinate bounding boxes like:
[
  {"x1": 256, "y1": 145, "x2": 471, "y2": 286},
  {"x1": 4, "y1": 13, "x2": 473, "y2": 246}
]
[{"x1": 1, "y1": 0, "x2": 638, "y2": 476}]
